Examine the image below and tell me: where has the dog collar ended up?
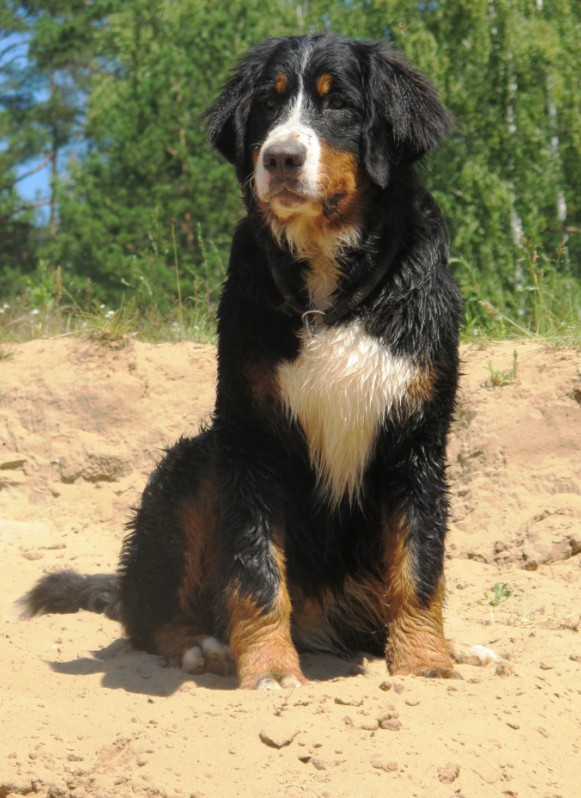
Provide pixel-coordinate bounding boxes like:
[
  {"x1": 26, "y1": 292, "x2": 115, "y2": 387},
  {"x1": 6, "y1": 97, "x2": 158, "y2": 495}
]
[{"x1": 270, "y1": 237, "x2": 396, "y2": 331}]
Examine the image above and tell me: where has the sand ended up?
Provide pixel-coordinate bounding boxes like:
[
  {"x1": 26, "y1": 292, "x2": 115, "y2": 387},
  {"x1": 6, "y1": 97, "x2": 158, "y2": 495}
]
[{"x1": 1, "y1": 336, "x2": 580, "y2": 798}]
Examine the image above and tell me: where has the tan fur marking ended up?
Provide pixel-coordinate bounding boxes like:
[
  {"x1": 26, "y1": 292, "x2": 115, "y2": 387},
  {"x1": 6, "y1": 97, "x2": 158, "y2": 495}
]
[
  {"x1": 266, "y1": 208, "x2": 361, "y2": 266},
  {"x1": 305, "y1": 255, "x2": 342, "y2": 310},
  {"x1": 318, "y1": 145, "x2": 360, "y2": 213},
  {"x1": 177, "y1": 485, "x2": 218, "y2": 611},
  {"x1": 383, "y1": 516, "x2": 456, "y2": 676},
  {"x1": 275, "y1": 73, "x2": 288, "y2": 94},
  {"x1": 243, "y1": 362, "x2": 282, "y2": 409},
  {"x1": 256, "y1": 142, "x2": 371, "y2": 266},
  {"x1": 227, "y1": 541, "x2": 306, "y2": 689},
  {"x1": 316, "y1": 73, "x2": 333, "y2": 96},
  {"x1": 268, "y1": 147, "x2": 370, "y2": 276},
  {"x1": 407, "y1": 365, "x2": 436, "y2": 406}
]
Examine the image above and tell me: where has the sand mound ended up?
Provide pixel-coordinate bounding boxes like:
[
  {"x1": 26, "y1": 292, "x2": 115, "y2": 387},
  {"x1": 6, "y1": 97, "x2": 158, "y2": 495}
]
[{"x1": 1, "y1": 337, "x2": 579, "y2": 797}]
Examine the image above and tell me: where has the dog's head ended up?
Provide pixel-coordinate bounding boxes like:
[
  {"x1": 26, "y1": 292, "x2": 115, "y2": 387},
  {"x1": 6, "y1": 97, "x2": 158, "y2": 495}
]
[{"x1": 206, "y1": 34, "x2": 451, "y2": 246}]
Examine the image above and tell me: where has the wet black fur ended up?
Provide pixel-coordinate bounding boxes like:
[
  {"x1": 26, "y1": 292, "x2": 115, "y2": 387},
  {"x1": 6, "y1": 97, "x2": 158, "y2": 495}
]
[{"x1": 24, "y1": 34, "x2": 462, "y2": 667}]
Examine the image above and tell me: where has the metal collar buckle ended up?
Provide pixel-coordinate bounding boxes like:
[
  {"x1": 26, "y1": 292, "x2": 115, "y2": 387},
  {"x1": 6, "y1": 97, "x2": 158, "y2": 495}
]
[{"x1": 301, "y1": 309, "x2": 326, "y2": 334}]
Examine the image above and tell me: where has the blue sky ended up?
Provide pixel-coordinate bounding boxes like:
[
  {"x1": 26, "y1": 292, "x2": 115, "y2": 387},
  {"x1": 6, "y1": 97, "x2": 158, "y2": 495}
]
[
  {"x1": 18, "y1": 163, "x2": 50, "y2": 202},
  {"x1": 3, "y1": 30, "x2": 51, "y2": 220}
]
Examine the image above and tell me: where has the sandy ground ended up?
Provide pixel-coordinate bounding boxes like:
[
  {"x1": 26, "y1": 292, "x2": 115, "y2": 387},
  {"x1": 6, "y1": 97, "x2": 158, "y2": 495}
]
[{"x1": 1, "y1": 336, "x2": 580, "y2": 798}]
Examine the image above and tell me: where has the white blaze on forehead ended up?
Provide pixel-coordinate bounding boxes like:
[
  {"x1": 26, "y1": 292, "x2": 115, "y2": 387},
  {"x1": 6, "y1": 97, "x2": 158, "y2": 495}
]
[
  {"x1": 278, "y1": 322, "x2": 421, "y2": 507},
  {"x1": 254, "y1": 84, "x2": 321, "y2": 203}
]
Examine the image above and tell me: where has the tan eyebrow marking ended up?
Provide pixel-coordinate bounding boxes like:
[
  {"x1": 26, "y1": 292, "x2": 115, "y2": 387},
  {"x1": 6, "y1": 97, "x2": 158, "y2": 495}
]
[
  {"x1": 316, "y1": 73, "x2": 333, "y2": 97},
  {"x1": 275, "y1": 73, "x2": 288, "y2": 94}
]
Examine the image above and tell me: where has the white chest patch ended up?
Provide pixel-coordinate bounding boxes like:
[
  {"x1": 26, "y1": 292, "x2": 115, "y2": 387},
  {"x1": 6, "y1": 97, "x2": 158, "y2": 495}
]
[{"x1": 278, "y1": 322, "x2": 420, "y2": 506}]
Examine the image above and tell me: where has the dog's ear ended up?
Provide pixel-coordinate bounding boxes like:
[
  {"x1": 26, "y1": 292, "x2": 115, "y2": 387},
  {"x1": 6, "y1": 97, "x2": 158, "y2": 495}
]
[
  {"x1": 362, "y1": 43, "x2": 453, "y2": 188},
  {"x1": 204, "y1": 72, "x2": 247, "y2": 166},
  {"x1": 204, "y1": 39, "x2": 281, "y2": 179}
]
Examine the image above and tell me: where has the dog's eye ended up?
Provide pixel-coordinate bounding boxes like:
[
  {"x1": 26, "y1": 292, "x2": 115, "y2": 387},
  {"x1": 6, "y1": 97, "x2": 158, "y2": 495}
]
[
  {"x1": 264, "y1": 96, "x2": 278, "y2": 110},
  {"x1": 327, "y1": 94, "x2": 346, "y2": 110}
]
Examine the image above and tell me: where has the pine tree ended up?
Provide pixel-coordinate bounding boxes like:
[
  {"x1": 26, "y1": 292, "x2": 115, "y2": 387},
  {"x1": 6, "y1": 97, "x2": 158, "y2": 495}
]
[
  {"x1": 44, "y1": 0, "x2": 298, "y2": 310},
  {"x1": 0, "y1": 2, "x2": 44, "y2": 287},
  {"x1": 0, "y1": 0, "x2": 108, "y2": 292}
]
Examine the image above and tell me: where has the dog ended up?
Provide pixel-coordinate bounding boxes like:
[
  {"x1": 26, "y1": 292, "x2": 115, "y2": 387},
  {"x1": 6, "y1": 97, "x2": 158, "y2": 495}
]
[{"x1": 23, "y1": 33, "x2": 483, "y2": 689}]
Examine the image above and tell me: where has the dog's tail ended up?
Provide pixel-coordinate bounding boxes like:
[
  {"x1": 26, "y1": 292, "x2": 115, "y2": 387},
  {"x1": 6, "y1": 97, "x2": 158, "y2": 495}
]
[{"x1": 20, "y1": 570, "x2": 121, "y2": 621}]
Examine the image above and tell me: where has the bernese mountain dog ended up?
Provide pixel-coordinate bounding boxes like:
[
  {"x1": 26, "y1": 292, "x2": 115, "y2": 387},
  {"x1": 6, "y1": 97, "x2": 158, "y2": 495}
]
[{"x1": 23, "y1": 34, "x2": 486, "y2": 689}]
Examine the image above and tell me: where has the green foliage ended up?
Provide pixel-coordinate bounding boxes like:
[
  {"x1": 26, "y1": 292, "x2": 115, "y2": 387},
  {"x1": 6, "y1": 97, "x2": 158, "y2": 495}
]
[
  {"x1": 487, "y1": 350, "x2": 518, "y2": 387},
  {"x1": 1, "y1": 0, "x2": 580, "y2": 340},
  {"x1": 0, "y1": 260, "x2": 216, "y2": 343},
  {"x1": 37, "y1": 0, "x2": 297, "y2": 313},
  {"x1": 480, "y1": 583, "x2": 512, "y2": 607},
  {"x1": 324, "y1": 0, "x2": 581, "y2": 336},
  {"x1": 456, "y1": 239, "x2": 581, "y2": 342}
]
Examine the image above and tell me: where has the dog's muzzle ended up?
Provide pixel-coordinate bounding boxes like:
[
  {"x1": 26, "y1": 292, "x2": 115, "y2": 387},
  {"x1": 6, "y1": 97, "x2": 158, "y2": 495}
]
[{"x1": 255, "y1": 124, "x2": 321, "y2": 204}]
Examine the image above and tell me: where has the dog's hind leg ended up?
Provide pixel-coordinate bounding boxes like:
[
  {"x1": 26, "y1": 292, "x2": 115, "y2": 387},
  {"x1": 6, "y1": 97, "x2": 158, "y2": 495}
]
[{"x1": 119, "y1": 435, "x2": 232, "y2": 674}]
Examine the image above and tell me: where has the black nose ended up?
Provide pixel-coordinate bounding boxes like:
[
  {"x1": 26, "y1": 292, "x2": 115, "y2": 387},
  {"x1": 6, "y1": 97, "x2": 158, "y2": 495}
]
[{"x1": 262, "y1": 141, "x2": 307, "y2": 175}]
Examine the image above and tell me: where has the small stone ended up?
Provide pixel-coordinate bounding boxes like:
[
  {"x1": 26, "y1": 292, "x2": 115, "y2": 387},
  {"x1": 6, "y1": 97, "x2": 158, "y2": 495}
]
[
  {"x1": 405, "y1": 698, "x2": 420, "y2": 706},
  {"x1": 438, "y1": 762, "x2": 460, "y2": 783},
  {"x1": 539, "y1": 661, "x2": 555, "y2": 670},
  {"x1": 358, "y1": 720, "x2": 379, "y2": 731},
  {"x1": 393, "y1": 681, "x2": 405, "y2": 694},
  {"x1": 371, "y1": 757, "x2": 399, "y2": 772},
  {"x1": 378, "y1": 681, "x2": 392, "y2": 691},
  {"x1": 378, "y1": 710, "x2": 399, "y2": 722},
  {"x1": 334, "y1": 696, "x2": 363, "y2": 707},
  {"x1": 506, "y1": 722, "x2": 520, "y2": 730},
  {"x1": 0, "y1": 455, "x2": 27, "y2": 470},
  {"x1": 569, "y1": 654, "x2": 581, "y2": 663},
  {"x1": 381, "y1": 720, "x2": 401, "y2": 731},
  {"x1": 311, "y1": 758, "x2": 328, "y2": 771},
  {"x1": 259, "y1": 723, "x2": 299, "y2": 749},
  {"x1": 21, "y1": 550, "x2": 44, "y2": 561}
]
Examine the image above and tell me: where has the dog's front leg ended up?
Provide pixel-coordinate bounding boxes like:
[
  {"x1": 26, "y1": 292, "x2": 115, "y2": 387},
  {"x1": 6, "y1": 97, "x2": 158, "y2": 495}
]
[
  {"x1": 219, "y1": 478, "x2": 307, "y2": 690},
  {"x1": 381, "y1": 444, "x2": 461, "y2": 679}
]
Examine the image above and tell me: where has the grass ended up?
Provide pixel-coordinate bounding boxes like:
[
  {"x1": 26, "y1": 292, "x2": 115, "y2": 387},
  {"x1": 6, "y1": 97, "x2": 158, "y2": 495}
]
[
  {"x1": 478, "y1": 582, "x2": 513, "y2": 625},
  {"x1": 455, "y1": 240, "x2": 581, "y2": 348},
  {"x1": 479, "y1": 582, "x2": 512, "y2": 607},
  {"x1": 1, "y1": 241, "x2": 580, "y2": 348},
  {"x1": 0, "y1": 256, "x2": 218, "y2": 346},
  {"x1": 487, "y1": 349, "x2": 518, "y2": 387},
  {"x1": 0, "y1": 293, "x2": 217, "y2": 346}
]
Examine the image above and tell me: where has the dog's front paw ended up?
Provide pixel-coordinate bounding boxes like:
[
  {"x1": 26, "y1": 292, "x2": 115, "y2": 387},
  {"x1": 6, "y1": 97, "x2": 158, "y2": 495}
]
[
  {"x1": 449, "y1": 641, "x2": 512, "y2": 675},
  {"x1": 241, "y1": 669, "x2": 308, "y2": 690}
]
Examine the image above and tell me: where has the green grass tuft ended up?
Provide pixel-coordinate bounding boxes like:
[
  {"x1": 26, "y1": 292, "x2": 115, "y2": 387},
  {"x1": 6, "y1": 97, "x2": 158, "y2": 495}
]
[
  {"x1": 487, "y1": 350, "x2": 518, "y2": 387},
  {"x1": 454, "y1": 240, "x2": 581, "y2": 347},
  {"x1": 2, "y1": 240, "x2": 579, "y2": 347}
]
